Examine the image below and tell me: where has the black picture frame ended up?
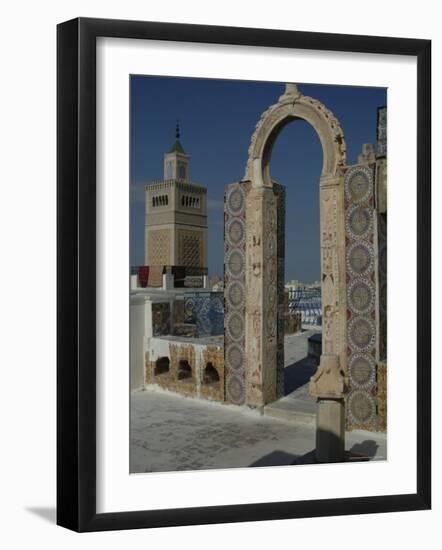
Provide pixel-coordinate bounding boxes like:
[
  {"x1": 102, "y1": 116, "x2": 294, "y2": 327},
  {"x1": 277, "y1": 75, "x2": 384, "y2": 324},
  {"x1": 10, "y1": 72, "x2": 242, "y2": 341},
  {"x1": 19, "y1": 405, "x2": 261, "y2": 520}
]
[{"x1": 57, "y1": 17, "x2": 431, "y2": 532}]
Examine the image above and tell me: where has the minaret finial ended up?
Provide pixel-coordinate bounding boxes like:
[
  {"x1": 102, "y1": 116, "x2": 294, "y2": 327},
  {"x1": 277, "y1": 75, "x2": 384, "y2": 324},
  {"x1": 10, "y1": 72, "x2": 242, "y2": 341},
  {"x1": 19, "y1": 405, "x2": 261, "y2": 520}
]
[{"x1": 167, "y1": 120, "x2": 186, "y2": 155}]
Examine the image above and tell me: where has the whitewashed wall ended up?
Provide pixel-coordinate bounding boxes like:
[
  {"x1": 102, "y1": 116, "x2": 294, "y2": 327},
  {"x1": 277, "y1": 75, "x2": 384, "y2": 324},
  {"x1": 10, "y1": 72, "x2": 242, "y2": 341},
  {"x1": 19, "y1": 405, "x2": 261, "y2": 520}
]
[{"x1": 130, "y1": 296, "x2": 146, "y2": 390}]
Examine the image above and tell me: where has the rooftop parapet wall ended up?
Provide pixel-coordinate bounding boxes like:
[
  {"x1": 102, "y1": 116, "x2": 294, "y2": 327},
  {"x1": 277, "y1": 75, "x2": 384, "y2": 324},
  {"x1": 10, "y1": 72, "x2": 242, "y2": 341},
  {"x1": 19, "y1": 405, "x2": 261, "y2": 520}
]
[{"x1": 145, "y1": 338, "x2": 225, "y2": 402}]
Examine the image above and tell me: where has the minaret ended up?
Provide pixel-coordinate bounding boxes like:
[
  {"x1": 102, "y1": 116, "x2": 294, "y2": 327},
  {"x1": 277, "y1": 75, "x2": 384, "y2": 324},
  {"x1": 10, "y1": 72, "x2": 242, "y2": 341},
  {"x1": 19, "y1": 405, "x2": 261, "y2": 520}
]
[
  {"x1": 144, "y1": 125, "x2": 208, "y2": 270},
  {"x1": 163, "y1": 122, "x2": 190, "y2": 181}
]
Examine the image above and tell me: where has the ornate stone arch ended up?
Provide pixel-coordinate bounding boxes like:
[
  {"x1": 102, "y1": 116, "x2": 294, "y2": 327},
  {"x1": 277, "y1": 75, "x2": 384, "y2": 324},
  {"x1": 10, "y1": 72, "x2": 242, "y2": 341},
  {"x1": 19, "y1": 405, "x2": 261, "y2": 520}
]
[
  {"x1": 240, "y1": 84, "x2": 348, "y2": 407},
  {"x1": 244, "y1": 84, "x2": 347, "y2": 188}
]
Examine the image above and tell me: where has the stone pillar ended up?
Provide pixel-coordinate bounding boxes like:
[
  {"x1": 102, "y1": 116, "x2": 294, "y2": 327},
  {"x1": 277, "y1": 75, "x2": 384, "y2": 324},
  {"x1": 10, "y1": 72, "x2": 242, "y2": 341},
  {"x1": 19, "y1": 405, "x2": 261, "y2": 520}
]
[
  {"x1": 310, "y1": 353, "x2": 347, "y2": 462},
  {"x1": 245, "y1": 186, "x2": 278, "y2": 407},
  {"x1": 310, "y1": 174, "x2": 348, "y2": 462},
  {"x1": 319, "y1": 175, "x2": 347, "y2": 371},
  {"x1": 316, "y1": 398, "x2": 345, "y2": 462}
]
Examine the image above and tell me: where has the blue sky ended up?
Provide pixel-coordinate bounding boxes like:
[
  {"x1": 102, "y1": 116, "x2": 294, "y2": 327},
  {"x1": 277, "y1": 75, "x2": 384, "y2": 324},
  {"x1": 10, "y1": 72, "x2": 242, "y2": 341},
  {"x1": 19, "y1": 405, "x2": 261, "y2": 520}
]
[{"x1": 130, "y1": 76, "x2": 386, "y2": 282}]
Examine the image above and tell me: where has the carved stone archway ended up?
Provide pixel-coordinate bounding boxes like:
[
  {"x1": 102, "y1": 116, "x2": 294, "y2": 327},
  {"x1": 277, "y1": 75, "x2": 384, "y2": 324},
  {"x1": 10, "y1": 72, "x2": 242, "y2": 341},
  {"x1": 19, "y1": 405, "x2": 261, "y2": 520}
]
[{"x1": 242, "y1": 83, "x2": 348, "y2": 407}]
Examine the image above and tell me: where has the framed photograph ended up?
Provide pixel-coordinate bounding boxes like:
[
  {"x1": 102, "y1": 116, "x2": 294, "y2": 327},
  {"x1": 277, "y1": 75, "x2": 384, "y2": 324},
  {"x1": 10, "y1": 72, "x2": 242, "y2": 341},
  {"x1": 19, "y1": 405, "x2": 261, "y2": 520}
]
[{"x1": 57, "y1": 17, "x2": 431, "y2": 532}]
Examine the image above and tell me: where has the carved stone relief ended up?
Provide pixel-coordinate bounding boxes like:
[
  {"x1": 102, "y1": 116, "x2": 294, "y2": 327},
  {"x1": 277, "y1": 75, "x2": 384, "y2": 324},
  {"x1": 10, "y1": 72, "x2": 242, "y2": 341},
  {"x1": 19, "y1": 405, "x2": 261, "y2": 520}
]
[
  {"x1": 244, "y1": 186, "x2": 278, "y2": 407},
  {"x1": 320, "y1": 187, "x2": 340, "y2": 356}
]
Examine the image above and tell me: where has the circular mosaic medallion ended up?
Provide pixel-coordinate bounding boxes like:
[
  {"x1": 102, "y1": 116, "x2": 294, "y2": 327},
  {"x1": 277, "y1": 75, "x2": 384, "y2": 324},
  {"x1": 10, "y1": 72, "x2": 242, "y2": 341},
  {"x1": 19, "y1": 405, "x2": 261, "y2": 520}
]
[
  {"x1": 226, "y1": 343, "x2": 244, "y2": 371},
  {"x1": 346, "y1": 204, "x2": 372, "y2": 239},
  {"x1": 349, "y1": 354, "x2": 375, "y2": 388},
  {"x1": 184, "y1": 298, "x2": 195, "y2": 322},
  {"x1": 345, "y1": 167, "x2": 371, "y2": 204},
  {"x1": 226, "y1": 249, "x2": 244, "y2": 278},
  {"x1": 226, "y1": 311, "x2": 244, "y2": 342},
  {"x1": 226, "y1": 218, "x2": 245, "y2": 247},
  {"x1": 348, "y1": 279, "x2": 375, "y2": 314},
  {"x1": 348, "y1": 390, "x2": 376, "y2": 425},
  {"x1": 227, "y1": 186, "x2": 244, "y2": 214},
  {"x1": 349, "y1": 317, "x2": 375, "y2": 351},
  {"x1": 226, "y1": 374, "x2": 244, "y2": 404},
  {"x1": 226, "y1": 281, "x2": 245, "y2": 308},
  {"x1": 347, "y1": 242, "x2": 373, "y2": 277}
]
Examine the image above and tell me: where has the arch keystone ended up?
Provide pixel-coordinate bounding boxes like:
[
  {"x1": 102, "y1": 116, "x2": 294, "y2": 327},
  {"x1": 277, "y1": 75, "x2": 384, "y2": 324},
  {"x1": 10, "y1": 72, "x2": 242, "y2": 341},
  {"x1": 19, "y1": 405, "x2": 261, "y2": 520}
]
[{"x1": 278, "y1": 83, "x2": 302, "y2": 102}]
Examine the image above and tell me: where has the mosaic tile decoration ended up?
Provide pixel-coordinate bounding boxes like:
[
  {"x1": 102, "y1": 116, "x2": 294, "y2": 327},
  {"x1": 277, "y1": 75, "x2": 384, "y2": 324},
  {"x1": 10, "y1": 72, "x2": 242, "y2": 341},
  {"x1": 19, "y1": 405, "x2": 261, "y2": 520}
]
[
  {"x1": 224, "y1": 183, "x2": 247, "y2": 405},
  {"x1": 209, "y1": 293, "x2": 224, "y2": 336},
  {"x1": 344, "y1": 165, "x2": 378, "y2": 430},
  {"x1": 152, "y1": 302, "x2": 171, "y2": 336},
  {"x1": 377, "y1": 213, "x2": 387, "y2": 362},
  {"x1": 376, "y1": 106, "x2": 387, "y2": 158},
  {"x1": 183, "y1": 292, "x2": 224, "y2": 337},
  {"x1": 376, "y1": 106, "x2": 387, "y2": 362}
]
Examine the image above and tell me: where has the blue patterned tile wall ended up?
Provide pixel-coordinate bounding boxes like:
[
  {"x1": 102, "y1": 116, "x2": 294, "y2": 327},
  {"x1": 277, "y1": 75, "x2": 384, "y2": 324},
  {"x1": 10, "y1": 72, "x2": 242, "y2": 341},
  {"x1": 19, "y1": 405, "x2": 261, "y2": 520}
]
[
  {"x1": 183, "y1": 292, "x2": 224, "y2": 337},
  {"x1": 209, "y1": 293, "x2": 224, "y2": 336}
]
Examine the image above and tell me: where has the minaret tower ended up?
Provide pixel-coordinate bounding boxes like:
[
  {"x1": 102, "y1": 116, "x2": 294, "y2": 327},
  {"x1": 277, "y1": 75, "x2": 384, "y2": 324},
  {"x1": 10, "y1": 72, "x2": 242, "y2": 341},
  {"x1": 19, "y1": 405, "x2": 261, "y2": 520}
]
[
  {"x1": 144, "y1": 124, "x2": 208, "y2": 270},
  {"x1": 163, "y1": 122, "x2": 190, "y2": 181}
]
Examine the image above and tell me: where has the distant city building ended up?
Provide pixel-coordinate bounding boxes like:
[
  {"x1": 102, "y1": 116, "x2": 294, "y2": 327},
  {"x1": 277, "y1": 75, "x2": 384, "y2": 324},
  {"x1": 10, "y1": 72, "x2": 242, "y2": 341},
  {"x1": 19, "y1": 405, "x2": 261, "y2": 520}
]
[
  {"x1": 288, "y1": 285, "x2": 322, "y2": 326},
  {"x1": 285, "y1": 279, "x2": 305, "y2": 290},
  {"x1": 209, "y1": 276, "x2": 224, "y2": 291},
  {"x1": 285, "y1": 279, "x2": 320, "y2": 291},
  {"x1": 144, "y1": 123, "x2": 208, "y2": 270}
]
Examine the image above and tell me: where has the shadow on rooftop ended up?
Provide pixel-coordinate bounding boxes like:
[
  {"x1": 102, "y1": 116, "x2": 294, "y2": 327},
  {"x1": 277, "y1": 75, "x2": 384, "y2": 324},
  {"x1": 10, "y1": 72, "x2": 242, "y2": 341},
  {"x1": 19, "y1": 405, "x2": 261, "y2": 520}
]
[
  {"x1": 249, "y1": 440, "x2": 380, "y2": 468},
  {"x1": 283, "y1": 356, "x2": 318, "y2": 395},
  {"x1": 348, "y1": 440, "x2": 379, "y2": 460}
]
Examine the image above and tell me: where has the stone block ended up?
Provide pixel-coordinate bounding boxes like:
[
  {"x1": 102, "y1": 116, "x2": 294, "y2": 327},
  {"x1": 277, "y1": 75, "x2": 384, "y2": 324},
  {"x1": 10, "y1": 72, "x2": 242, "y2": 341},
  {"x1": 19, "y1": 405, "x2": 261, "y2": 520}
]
[{"x1": 316, "y1": 398, "x2": 345, "y2": 463}]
